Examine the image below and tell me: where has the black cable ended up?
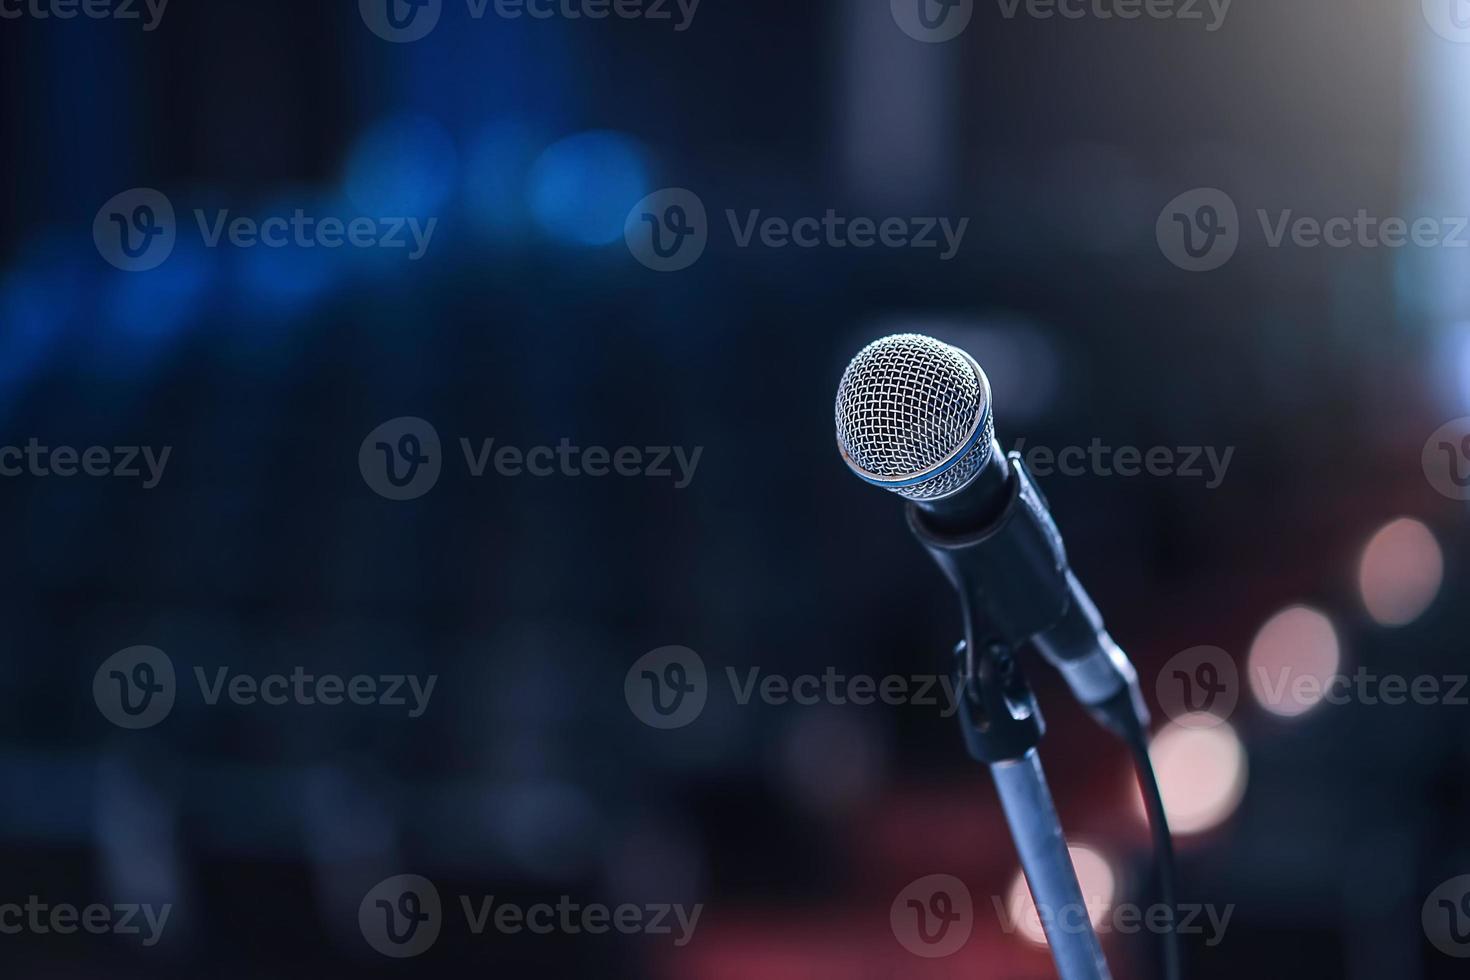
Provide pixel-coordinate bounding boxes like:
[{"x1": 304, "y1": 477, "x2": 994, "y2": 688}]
[{"x1": 1125, "y1": 721, "x2": 1183, "y2": 980}]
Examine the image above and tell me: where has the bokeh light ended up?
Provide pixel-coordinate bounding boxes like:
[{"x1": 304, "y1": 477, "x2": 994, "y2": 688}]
[
  {"x1": 99, "y1": 238, "x2": 215, "y2": 355},
  {"x1": 0, "y1": 269, "x2": 69, "y2": 393},
  {"x1": 1247, "y1": 605, "x2": 1341, "y2": 718},
  {"x1": 465, "y1": 120, "x2": 542, "y2": 239},
  {"x1": 343, "y1": 115, "x2": 459, "y2": 216},
  {"x1": 528, "y1": 131, "x2": 649, "y2": 246},
  {"x1": 1358, "y1": 518, "x2": 1443, "y2": 627},
  {"x1": 1006, "y1": 844, "x2": 1117, "y2": 946},
  {"x1": 1136, "y1": 714, "x2": 1248, "y2": 835}
]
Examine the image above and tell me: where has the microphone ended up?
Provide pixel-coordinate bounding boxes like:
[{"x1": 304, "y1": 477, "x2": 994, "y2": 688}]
[{"x1": 834, "y1": 333, "x2": 1147, "y2": 738}]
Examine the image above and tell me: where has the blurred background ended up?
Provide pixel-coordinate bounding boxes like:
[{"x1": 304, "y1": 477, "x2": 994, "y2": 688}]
[{"x1": 2, "y1": 0, "x2": 1470, "y2": 975}]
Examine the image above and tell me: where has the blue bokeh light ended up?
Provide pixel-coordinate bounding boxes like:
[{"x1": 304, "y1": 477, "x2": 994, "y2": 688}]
[
  {"x1": 527, "y1": 131, "x2": 649, "y2": 247},
  {"x1": 100, "y1": 237, "x2": 215, "y2": 346},
  {"x1": 0, "y1": 270, "x2": 70, "y2": 389},
  {"x1": 343, "y1": 115, "x2": 459, "y2": 217},
  {"x1": 465, "y1": 120, "x2": 543, "y2": 240},
  {"x1": 231, "y1": 192, "x2": 347, "y2": 315}
]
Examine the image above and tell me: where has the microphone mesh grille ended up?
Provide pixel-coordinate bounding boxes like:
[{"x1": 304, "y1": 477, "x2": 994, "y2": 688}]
[{"x1": 834, "y1": 334, "x2": 993, "y2": 500}]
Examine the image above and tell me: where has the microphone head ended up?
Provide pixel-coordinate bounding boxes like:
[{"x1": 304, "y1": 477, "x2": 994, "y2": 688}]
[{"x1": 834, "y1": 333, "x2": 996, "y2": 500}]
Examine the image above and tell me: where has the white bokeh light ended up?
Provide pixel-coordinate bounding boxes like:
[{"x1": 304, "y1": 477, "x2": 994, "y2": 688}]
[
  {"x1": 1358, "y1": 518, "x2": 1443, "y2": 627},
  {"x1": 1134, "y1": 714, "x2": 1248, "y2": 836},
  {"x1": 1247, "y1": 605, "x2": 1341, "y2": 718}
]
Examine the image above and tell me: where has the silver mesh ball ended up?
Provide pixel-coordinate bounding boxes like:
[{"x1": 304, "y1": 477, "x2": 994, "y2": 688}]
[{"x1": 834, "y1": 334, "x2": 993, "y2": 500}]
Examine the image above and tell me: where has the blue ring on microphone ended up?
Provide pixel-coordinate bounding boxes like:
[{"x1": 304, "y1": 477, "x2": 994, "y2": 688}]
[{"x1": 845, "y1": 412, "x2": 989, "y2": 489}]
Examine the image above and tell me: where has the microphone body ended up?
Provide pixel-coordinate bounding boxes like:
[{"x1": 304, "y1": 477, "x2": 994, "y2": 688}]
[
  {"x1": 834, "y1": 333, "x2": 1147, "y2": 742},
  {"x1": 909, "y1": 450, "x2": 1147, "y2": 739}
]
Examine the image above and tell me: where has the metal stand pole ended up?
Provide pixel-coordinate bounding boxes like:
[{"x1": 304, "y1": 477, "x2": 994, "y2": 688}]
[{"x1": 991, "y1": 749, "x2": 1112, "y2": 980}]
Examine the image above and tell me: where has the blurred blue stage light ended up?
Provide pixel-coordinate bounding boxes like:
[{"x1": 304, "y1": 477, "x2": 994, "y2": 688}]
[
  {"x1": 527, "y1": 131, "x2": 649, "y2": 247},
  {"x1": 0, "y1": 270, "x2": 69, "y2": 389},
  {"x1": 465, "y1": 120, "x2": 542, "y2": 240},
  {"x1": 101, "y1": 238, "x2": 214, "y2": 343},
  {"x1": 235, "y1": 241, "x2": 339, "y2": 315},
  {"x1": 231, "y1": 195, "x2": 346, "y2": 314},
  {"x1": 343, "y1": 115, "x2": 459, "y2": 217}
]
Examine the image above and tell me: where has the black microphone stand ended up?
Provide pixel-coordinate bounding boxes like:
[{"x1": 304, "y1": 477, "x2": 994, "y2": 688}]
[{"x1": 910, "y1": 456, "x2": 1115, "y2": 980}]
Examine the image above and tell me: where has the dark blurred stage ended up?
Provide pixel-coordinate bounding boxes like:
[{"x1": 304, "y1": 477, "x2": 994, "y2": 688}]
[{"x1": 2, "y1": 0, "x2": 1470, "y2": 976}]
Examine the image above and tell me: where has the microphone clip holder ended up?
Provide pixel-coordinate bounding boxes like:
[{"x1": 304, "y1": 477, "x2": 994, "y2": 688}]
[
  {"x1": 909, "y1": 453, "x2": 1146, "y2": 748},
  {"x1": 908, "y1": 455, "x2": 1069, "y2": 764}
]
